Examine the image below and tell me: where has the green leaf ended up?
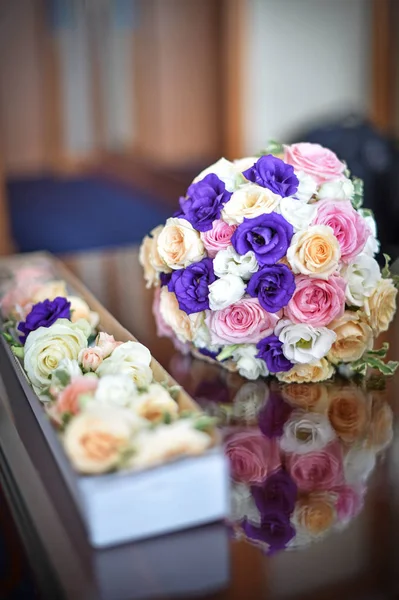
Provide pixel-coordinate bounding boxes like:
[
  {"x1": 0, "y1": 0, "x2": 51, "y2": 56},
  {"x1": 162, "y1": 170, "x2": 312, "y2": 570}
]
[
  {"x1": 11, "y1": 346, "x2": 24, "y2": 359},
  {"x1": 366, "y1": 342, "x2": 389, "y2": 358},
  {"x1": 257, "y1": 140, "x2": 284, "y2": 156},
  {"x1": 1, "y1": 332, "x2": 14, "y2": 343},
  {"x1": 382, "y1": 254, "x2": 392, "y2": 279},
  {"x1": 193, "y1": 415, "x2": 218, "y2": 431},
  {"x1": 167, "y1": 385, "x2": 181, "y2": 401},
  {"x1": 364, "y1": 355, "x2": 399, "y2": 376},
  {"x1": 61, "y1": 412, "x2": 72, "y2": 426},
  {"x1": 216, "y1": 344, "x2": 239, "y2": 362},
  {"x1": 163, "y1": 412, "x2": 172, "y2": 425},
  {"x1": 351, "y1": 177, "x2": 364, "y2": 210},
  {"x1": 53, "y1": 369, "x2": 71, "y2": 387},
  {"x1": 87, "y1": 333, "x2": 97, "y2": 346},
  {"x1": 179, "y1": 410, "x2": 195, "y2": 419}
]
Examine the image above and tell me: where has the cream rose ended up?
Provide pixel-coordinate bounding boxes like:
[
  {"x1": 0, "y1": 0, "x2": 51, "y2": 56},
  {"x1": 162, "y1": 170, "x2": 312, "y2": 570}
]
[
  {"x1": 222, "y1": 183, "x2": 281, "y2": 225},
  {"x1": 31, "y1": 280, "x2": 68, "y2": 303},
  {"x1": 63, "y1": 406, "x2": 134, "y2": 474},
  {"x1": 193, "y1": 157, "x2": 244, "y2": 192},
  {"x1": 159, "y1": 287, "x2": 204, "y2": 343},
  {"x1": 327, "y1": 311, "x2": 373, "y2": 364},
  {"x1": 68, "y1": 296, "x2": 99, "y2": 331},
  {"x1": 364, "y1": 278, "x2": 397, "y2": 336},
  {"x1": 96, "y1": 341, "x2": 153, "y2": 388},
  {"x1": 139, "y1": 225, "x2": 171, "y2": 288},
  {"x1": 276, "y1": 359, "x2": 334, "y2": 384},
  {"x1": 287, "y1": 225, "x2": 341, "y2": 279},
  {"x1": 156, "y1": 217, "x2": 205, "y2": 270},
  {"x1": 131, "y1": 383, "x2": 179, "y2": 423},
  {"x1": 129, "y1": 419, "x2": 211, "y2": 470},
  {"x1": 24, "y1": 319, "x2": 90, "y2": 393}
]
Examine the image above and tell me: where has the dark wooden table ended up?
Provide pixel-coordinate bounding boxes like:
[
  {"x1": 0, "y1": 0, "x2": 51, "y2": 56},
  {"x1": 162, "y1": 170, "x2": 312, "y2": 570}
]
[{"x1": 1, "y1": 245, "x2": 399, "y2": 600}]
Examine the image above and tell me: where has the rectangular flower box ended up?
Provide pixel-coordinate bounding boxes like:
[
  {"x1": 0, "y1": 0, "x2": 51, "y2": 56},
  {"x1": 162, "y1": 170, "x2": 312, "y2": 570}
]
[{"x1": 0, "y1": 252, "x2": 229, "y2": 548}]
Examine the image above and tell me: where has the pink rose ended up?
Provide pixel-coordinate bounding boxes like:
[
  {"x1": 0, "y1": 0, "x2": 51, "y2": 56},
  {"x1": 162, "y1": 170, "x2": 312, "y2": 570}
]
[
  {"x1": 153, "y1": 287, "x2": 174, "y2": 338},
  {"x1": 312, "y1": 200, "x2": 370, "y2": 262},
  {"x1": 284, "y1": 143, "x2": 345, "y2": 184},
  {"x1": 224, "y1": 428, "x2": 281, "y2": 484},
  {"x1": 287, "y1": 440, "x2": 344, "y2": 492},
  {"x1": 15, "y1": 265, "x2": 52, "y2": 285},
  {"x1": 78, "y1": 347, "x2": 103, "y2": 372},
  {"x1": 207, "y1": 298, "x2": 280, "y2": 345},
  {"x1": 0, "y1": 281, "x2": 41, "y2": 319},
  {"x1": 332, "y1": 484, "x2": 365, "y2": 523},
  {"x1": 95, "y1": 332, "x2": 122, "y2": 358},
  {"x1": 200, "y1": 220, "x2": 237, "y2": 258},
  {"x1": 56, "y1": 376, "x2": 98, "y2": 416},
  {"x1": 285, "y1": 274, "x2": 346, "y2": 327}
]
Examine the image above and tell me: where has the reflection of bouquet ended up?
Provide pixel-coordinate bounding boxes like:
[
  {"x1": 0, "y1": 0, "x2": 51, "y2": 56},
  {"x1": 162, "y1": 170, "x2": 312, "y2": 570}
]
[
  {"x1": 141, "y1": 142, "x2": 398, "y2": 383},
  {"x1": 214, "y1": 377, "x2": 392, "y2": 554}
]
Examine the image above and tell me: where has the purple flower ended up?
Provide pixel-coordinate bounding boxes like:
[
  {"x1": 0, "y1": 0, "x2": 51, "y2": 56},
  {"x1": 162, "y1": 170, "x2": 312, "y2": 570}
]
[
  {"x1": 231, "y1": 213, "x2": 293, "y2": 266},
  {"x1": 242, "y1": 155, "x2": 299, "y2": 197},
  {"x1": 256, "y1": 335, "x2": 293, "y2": 373},
  {"x1": 242, "y1": 513, "x2": 295, "y2": 553},
  {"x1": 168, "y1": 257, "x2": 216, "y2": 314},
  {"x1": 247, "y1": 264, "x2": 295, "y2": 313},
  {"x1": 258, "y1": 391, "x2": 293, "y2": 438},
  {"x1": 178, "y1": 174, "x2": 232, "y2": 232},
  {"x1": 160, "y1": 272, "x2": 172, "y2": 287},
  {"x1": 18, "y1": 297, "x2": 71, "y2": 343},
  {"x1": 252, "y1": 469, "x2": 297, "y2": 517}
]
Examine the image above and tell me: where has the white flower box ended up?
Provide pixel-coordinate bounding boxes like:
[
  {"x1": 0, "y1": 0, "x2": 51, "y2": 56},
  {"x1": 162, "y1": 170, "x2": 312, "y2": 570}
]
[{"x1": 0, "y1": 253, "x2": 229, "y2": 548}]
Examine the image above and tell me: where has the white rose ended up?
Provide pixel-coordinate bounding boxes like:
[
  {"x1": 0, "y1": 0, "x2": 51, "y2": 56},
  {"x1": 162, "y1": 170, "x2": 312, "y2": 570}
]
[
  {"x1": 277, "y1": 320, "x2": 336, "y2": 364},
  {"x1": 343, "y1": 446, "x2": 376, "y2": 484},
  {"x1": 129, "y1": 419, "x2": 211, "y2": 470},
  {"x1": 232, "y1": 344, "x2": 269, "y2": 380},
  {"x1": 317, "y1": 177, "x2": 354, "y2": 201},
  {"x1": 63, "y1": 406, "x2": 134, "y2": 474},
  {"x1": 131, "y1": 383, "x2": 179, "y2": 423},
  {"x1": 293, "y1": 170, "x2": 318, "y2": 203},
  {"x1": 94, "y1": 374, "x2": 137, "y2": 408},
  {"x1": 96, "y1": 341, "x2": 153, "y2": 388},
  {"x1": 49, "y1": 358, "x2": 82, "y2": 397},
  {"x1": 358, "y1": 210, "x2": 380, "y2": 256},
  {"x1": 221, "y1": 183, "x2": 281, "y2": 225},
  {"x1": 278, "y1": 197, "x2": 318, "y2": 232},
  {"x1": 280, "y1": 410, "x2": 336, "y2": 454},
  {"x1": 192, "y1": 320, "x2": 214, "y2": 350},
  {"x1": 232, "y1": 381, "x2": 269, "y2": 422},
  {"x1": 233, "y1": 156, "x2": 258, "y2": 172},
  {"x1": 208, "y1": 274, "x2": 246, "y2": 310},
  {"x1": 230, "y1": 482, "x2": 261, "y2": 524},
  {"x1": 213, "y1": 246, "x2": 258, "y2": 280},
  {"x1": 156, "y1": 217, "x2": 205, "y2": 270},
  {"x1": 341, "y1": 253, "x2": 381, "y2": 306},
  {"x1": 193, "y1": 157, "x2": 244, "y2": 192},
  {"x1": 24, "y1": 319, "x2": 90, "y2": 392}
]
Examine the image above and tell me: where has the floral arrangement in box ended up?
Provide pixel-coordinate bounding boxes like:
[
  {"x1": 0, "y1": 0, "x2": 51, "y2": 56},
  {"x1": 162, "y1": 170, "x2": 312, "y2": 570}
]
[
  {"x1": 184, "y1": 365, "x2": 393, "y2": 554},
  {"x1": 0, "y1": 262, "x2": 216, "y2": 475},
  {"x1": 140, "y1": 142, "x2": 399, "y2": 383}
]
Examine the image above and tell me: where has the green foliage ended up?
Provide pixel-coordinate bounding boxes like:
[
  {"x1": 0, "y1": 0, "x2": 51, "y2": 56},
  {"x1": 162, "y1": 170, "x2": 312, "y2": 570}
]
[
  {"x1": 381, "y1": 254, "x2": 399, "y2": 288},
  {"x1": 193, "y1": 414, "x2": 218, "y2": 432},
  {"x1": 351, "y1": 342, "x2": 399, "y2": 377},
  {"x1": 257, "y1": 140, "x2": 284, "y2": 157},
  {"x1": 216, "y1": 344, "x2": 239, "y2": 362},
  {"x1": 351, "y1": 178, "x2": 364, "y2": 210}
]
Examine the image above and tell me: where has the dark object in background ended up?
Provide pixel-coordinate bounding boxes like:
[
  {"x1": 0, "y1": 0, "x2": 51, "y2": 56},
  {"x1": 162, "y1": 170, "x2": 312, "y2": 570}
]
[{"x1": 293, "y1": 115, "x2": 399, "y2": 259}]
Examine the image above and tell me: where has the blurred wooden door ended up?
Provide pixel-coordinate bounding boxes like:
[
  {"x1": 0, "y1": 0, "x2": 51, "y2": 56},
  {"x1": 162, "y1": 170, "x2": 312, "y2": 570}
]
[{"x1": 0, "y1": 156, "x2": 13, "y2": 255}]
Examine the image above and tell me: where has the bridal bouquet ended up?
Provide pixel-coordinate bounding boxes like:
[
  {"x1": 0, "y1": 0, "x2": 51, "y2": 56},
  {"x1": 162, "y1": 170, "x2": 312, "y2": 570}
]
[
  {"x1": 0, "y1": 262, "x2": 215, "y2": 475},
  {"x1": 141, "y1": 142, "x2": 398, "y2": 383}
]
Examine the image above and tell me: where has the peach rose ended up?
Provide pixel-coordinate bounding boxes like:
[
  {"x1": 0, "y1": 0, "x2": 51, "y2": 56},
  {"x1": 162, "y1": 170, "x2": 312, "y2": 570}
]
[
  {"x1": 281, "y1": 383, "x2": 329, "y2": 412},
  {"x1": 31, "y1": 280, "x2": 68, "y2": 303},
  {"x1": 63, "y1": 406, "x2": 133, "y2": 474},
  {"x1": 287, "y1": 440, "x2": 344, "y2": 492},
  {"x1": 206, "y1": 298, "x2": 280, "y2": 345},
  {"x1": 224, "y1": 429, "x2": 281, "y2": 484},
  {"x1": 156, "y1": 217, "x2": 205, "y2": 270},
  {"x1": 95, "y1": 332, "x2": 122, "y2": 358},
  {"x1": 140, "y1": 225, "x2": 171, "y2": 288},
  {"x1": 364, "y1": 278, "x2": 397, "y2": 336},
  {"x1": 327, "y1": 311, "x2": 373, "y2": 364},
  {"x1": 131, "y1": 383, "x2": 179, "y2": 423},
  {"x1": 276, "y1": 359, "x2": 334, "y2": 384},
  {"x1": 55, "y1": 376, "x2": 98, "y2": 416},
  {"x1": 159, "y1": 287, "x2": 204, "y2": 343},
  {"x1": 294, "y1": 492, "x2": 336, "y2": 536},
  {"x1": 284, "y1": 142, "x2": 345, "y2": 184},
  {"x1": 200, "y1": 219, "x2": 237, "y2": 258},
  {"x1": 287, "y1": 225, "x2": 341, "y2": 279},
  {"x1": 366, "y1": 398, "x2": 393, "y2": 451},
  {"x1": 327, "y1": 386, "x2": 369, "y2": 443},
  {"x1": 78, "y1": 347, "x2": 103, "y2": 372}
]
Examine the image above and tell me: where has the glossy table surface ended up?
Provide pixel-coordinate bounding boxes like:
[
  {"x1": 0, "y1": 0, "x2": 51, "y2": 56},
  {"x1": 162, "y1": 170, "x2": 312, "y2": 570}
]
[{"x1": 1, "y1": 244, "x2": 399, "y2": 600}]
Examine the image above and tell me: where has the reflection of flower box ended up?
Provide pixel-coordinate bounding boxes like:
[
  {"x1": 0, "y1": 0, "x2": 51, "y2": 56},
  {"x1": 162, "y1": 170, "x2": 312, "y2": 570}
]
[{"x1": 0, "y1": 253, "x2": 229, "y2": 548}]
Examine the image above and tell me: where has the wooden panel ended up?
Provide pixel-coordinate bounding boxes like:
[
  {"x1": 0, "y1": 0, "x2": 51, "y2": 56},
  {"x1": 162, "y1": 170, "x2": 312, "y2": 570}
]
[
  {"x1": 371, "y1": 0, "x2": 396, "y2": 131},
  {"x1": 0, "y1": 156, "x2": 14, "y2": 256},
  {"x1": 134, "y1": 0, "x2": 223, "y2": 166}
]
